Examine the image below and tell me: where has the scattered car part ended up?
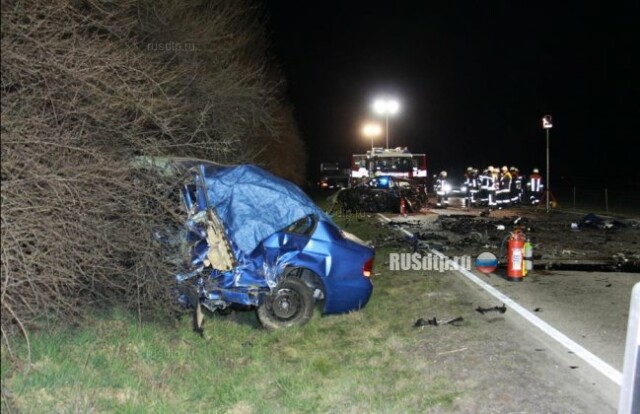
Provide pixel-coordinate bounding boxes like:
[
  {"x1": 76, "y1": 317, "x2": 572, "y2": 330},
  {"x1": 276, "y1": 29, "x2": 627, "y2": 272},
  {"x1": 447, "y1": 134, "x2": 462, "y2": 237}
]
[
  {"x1": 414, "y1": 316, "x2": 464, "y2": 327},
  {"x1": 475, "y1": 304, "x2": 507, "y2": 315},
  {"x1": 580, "y1": 213, "x2": 627, "y2": 230}
]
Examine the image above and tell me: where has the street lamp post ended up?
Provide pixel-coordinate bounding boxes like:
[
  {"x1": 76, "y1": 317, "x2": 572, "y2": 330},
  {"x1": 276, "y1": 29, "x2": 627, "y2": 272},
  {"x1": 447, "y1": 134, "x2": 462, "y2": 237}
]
[
  {"x1": 542, "y1": 115, "x2": 553, "y2": 213},
  {"x1": 372, "y1": 98, "x2": 400, "y2": 149}
]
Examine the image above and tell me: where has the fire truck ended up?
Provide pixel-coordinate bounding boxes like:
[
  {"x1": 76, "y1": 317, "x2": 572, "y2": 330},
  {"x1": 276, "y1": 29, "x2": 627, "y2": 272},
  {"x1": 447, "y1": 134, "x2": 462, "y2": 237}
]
[{"x1": 350, "y1": 147, "x2": 427, "y2": 185}]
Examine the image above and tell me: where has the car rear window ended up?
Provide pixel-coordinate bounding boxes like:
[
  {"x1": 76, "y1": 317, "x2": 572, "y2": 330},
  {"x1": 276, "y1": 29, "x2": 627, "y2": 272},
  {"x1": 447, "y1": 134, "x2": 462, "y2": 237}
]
[{"x1": 285, "y1": 215, "x2": 317, "y2": 236}]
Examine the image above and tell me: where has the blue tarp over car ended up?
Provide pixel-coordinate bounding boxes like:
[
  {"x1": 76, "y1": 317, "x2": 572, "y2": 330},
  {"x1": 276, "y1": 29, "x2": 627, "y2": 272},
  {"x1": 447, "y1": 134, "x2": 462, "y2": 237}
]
[{"x1": 196, "y1": 163, "x2": 326, "y2": 255}]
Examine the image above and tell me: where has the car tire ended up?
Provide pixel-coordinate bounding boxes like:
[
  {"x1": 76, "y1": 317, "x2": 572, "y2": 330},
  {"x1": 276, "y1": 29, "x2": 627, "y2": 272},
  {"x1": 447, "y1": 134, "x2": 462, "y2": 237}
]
[{"x1": 256, "y1": 277, "x2": 314, "y2": 329}]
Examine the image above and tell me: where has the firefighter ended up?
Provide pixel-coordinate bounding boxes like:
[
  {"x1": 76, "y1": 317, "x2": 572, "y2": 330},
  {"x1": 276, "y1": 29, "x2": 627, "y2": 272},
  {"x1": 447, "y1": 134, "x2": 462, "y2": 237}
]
[
  {"x1": 477, "y1": 168, "x2": 489, "y2": 206},
  {"x1": 467, "y1": 167, "x2": 479, "y2": 207},
  {"x1": 527, "y1": 168, "x2": 544, "y2": 205},
  {"x1": 473, "y1": 168, "x2": 481, "y2": 206},
  {"x1": 434, "y1": 170, "x2": 449, "y2": 208},
  {"x1": 497, "y1": 165, "x2": 512, "y2": 209},
  {"x1": 510, "y1": 166, "x2": 523, "y2": 205},
  {"x1": 463, "y1": 167, "x2": 475, "y2": 207},
  {"x1": 487, "y1": 166, "x2": 498, "y2": 209}
]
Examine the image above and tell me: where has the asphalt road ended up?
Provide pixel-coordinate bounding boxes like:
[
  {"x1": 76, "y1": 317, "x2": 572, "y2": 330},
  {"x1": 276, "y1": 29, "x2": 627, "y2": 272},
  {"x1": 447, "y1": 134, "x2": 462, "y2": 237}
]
[
  {"x1": 382, "y1": 210, "x2": 640, "y2": 412},
  {"x1": 489, "y1": 269, "x2": 639, "y2": 371},
  {"x1": 451, "y1": 267, "x2": 639, "y2": 411}
]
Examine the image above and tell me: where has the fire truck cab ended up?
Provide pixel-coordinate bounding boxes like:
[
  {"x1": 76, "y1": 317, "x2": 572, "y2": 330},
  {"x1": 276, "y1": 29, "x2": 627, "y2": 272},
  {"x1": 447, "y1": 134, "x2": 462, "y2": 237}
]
[{"x1": 351, "y1": 147, "x2": 427, "y2": 186}]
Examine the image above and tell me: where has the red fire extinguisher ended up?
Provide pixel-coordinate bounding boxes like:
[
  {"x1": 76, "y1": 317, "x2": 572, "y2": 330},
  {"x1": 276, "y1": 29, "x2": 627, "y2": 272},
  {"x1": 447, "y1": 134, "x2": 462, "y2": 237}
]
[
  {"x1": 507, "y1": 229, "x2": 526, "y2": 281},
  {"x1": 400, "y1": 198, "x2": 407, "y2": 217}
]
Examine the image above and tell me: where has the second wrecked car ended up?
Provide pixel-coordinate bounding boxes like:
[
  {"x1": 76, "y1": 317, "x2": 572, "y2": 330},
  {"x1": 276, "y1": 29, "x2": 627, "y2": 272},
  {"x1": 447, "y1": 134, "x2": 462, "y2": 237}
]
[
  {"x1": 330, "y1": 175, "x2": 428, "y2": 214},
  {"x1": 164, "y1": 158, "x2": 375, "y2": 330}
]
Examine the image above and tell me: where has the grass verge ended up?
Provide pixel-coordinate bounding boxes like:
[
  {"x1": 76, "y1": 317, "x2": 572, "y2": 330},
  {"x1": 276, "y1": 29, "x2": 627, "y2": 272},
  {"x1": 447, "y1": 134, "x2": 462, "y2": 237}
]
[{"x1": 2, "y1": 207, "x2": 462, "y2": 413}]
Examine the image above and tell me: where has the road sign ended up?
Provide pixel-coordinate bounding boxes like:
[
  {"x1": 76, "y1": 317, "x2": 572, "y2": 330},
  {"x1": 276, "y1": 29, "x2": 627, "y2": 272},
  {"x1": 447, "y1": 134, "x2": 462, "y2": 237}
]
[{"x1": 542, "y1": 115, "x2": 553, "y2": 129}]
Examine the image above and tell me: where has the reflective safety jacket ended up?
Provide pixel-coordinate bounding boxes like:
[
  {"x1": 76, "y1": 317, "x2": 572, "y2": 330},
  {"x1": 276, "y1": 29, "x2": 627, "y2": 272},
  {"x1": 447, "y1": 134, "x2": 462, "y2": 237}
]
[
  {"x1": 527, "y1": 173, "x2": 543, "y2": 192},
  {"x1": 499, "y1": 171, "x2": 512, "y2": 192},
  {"x1": 489, "y1": 173, "x2": 499, "y2": 191},
  {"x1": 479, "y1": 172, "x2": 491, "y2": 190},
  {"x1": 513, "y1": 172, "x2": 523, "y2": 190},
  {"x1": 434, "y1": 177, "x2": 448, "y2": 195},
  {"x1": 464, "y1": 172, "x2": 479, "y2": 190}
]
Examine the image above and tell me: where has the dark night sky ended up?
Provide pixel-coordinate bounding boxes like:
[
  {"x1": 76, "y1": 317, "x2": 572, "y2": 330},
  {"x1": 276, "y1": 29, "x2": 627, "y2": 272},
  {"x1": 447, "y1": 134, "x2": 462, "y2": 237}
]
[{"x1": 264, "y1": 1, "x2": 638, "y2": 188}]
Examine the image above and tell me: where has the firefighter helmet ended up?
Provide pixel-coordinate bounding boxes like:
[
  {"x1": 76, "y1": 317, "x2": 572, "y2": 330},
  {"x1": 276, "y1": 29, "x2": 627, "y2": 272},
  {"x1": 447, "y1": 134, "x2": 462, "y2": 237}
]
[
  {"x1": 467, "y1": 166, "x2": 473, "y2": 171},
  {"x1": 510, "y1": 166, "x2": 516, "y2": 171},
  {"x1": 488, "y1": 165, "x2": 494, "y2": 172},
  {"x1": 532, "y1": 168, "x2": 539, "y2": 174},
  {"x1": 501, "y1": 165, "x2": 508, "y2": 172},
  {"x1": 440, "y1": 171, "x2": 447, "y2": 177}
]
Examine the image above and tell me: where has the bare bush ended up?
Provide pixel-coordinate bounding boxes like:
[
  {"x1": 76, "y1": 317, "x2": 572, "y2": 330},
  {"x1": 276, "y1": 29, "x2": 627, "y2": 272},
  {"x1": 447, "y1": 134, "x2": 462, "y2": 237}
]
[{"x1": 1, "y1": 0, "x2": 305, "y2": 348}]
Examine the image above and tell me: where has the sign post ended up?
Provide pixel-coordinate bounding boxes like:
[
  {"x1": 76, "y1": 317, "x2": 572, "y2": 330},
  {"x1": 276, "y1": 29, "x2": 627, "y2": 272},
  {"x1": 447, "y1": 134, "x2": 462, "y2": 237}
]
[{"x1": 542, "y1": 115, "x2": 553, "y2": 213}]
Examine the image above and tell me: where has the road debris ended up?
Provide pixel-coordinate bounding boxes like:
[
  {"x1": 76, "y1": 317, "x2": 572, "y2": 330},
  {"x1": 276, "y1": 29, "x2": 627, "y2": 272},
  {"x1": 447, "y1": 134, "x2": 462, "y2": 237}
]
[
  {"x1": 579, "y1": 213, "x2": 627, "y2": 230},
  {"x1": 386, "y1": 208, "x2": 640, "y2": 273},
  {"x1": 475, "y1": 304, "x2": 508, "y2": 315},
  {"x1": 414, "y1": 316, "x2": 464, "y2": 327}
]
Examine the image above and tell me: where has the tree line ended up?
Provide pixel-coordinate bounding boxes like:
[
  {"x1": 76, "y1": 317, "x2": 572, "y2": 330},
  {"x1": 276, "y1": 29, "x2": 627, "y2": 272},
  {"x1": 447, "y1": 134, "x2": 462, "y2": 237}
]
[{"x1": 1, "y1": 0, "x2": 305, "y2": 347}]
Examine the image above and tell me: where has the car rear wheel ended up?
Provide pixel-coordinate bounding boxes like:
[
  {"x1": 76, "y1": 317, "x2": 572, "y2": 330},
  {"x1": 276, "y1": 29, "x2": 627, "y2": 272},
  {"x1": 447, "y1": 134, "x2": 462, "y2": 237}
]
[{"x1": 256, "y1": 277, "x2": 314, "y2": 329}]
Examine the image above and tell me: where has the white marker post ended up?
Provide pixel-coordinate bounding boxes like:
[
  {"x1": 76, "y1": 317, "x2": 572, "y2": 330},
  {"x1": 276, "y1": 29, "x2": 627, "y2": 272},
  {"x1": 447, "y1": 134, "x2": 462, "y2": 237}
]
[
  {"x1": 542, "y1": 115, "x2": 553, "y2": 213},
  {"x1": 619, "y1": 282, "x2": 640, "y2": 414}
]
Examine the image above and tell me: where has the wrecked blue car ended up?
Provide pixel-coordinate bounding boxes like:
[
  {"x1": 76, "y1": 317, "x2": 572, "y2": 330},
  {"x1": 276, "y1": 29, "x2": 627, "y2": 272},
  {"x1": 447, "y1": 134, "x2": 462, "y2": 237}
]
[{"x1": 168, "y1": 159, "x2": 375, "y2": 329}]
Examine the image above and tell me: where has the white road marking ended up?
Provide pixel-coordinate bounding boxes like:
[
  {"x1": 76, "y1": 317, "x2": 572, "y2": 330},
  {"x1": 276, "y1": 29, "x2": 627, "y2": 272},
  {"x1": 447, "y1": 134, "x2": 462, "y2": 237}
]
[{"x1": 377, "y1": 213, "x2": 623, "y2": 386}]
